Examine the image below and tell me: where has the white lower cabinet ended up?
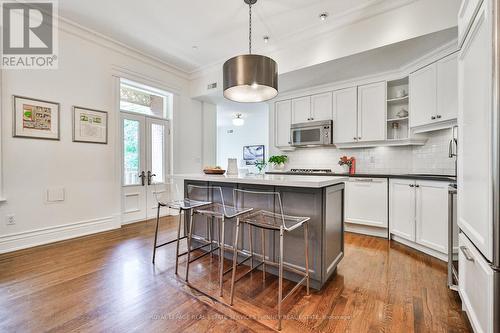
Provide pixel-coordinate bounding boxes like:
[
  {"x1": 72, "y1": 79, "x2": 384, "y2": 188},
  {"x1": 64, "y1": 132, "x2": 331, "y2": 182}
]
[
  {"x1": 389, "y1": 179, "x2": 450, "y2": 260},
  {"x1": 458, "y1": 233, "x2": 495, "y2": 333},
  {"x1": 415, "y1": 180, "x2": 449, "y2": 253},
  {"x1": 345, "y1": 178, "x2": 388, "y2": 237}
]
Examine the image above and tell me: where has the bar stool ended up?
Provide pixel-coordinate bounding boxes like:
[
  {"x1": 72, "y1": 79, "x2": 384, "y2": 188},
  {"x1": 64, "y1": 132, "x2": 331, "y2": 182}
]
[
  {"x1": 151, "y1": 182, "x2": 211, "y2": 276},
  {"x1": 229, "y1": 189, "x2": 310, "y2": 331},
  {"x1": 185, "y1": 185, "x2": 253, "y2": 296}
]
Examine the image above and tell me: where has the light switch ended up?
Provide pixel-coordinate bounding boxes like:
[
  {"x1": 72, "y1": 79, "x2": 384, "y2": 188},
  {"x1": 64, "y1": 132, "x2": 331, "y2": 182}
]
[{"x1": 46, "y1": 188, "x2": 65, "y2": 202}]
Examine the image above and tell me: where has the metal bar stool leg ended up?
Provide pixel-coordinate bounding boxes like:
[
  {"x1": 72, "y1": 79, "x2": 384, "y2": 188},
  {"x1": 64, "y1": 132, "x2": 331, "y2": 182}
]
[
  {"x1": 152, "y1": 202, "x2": 161, "y2": 264},
  {"x1": 261, "y1": 228, "x2": 266, "y2": 281},
  {"x1": 219, "y1": 216, "x2": 225, "y2": 297},
  {"x1": 175, "y1": 207, "x2": 183, "y2": 275},
  {"x1": 185, "y1": 209, "x2": 195, "y2": 282},
  {"x1": 278, "y1": 227, "x2": 284, "y2": 331},
  {"x1": 229, "y1": 218, "x2": 240, "y2": 305},
  {"x1": 207, "y1": 216, "x2": 213, "y2": 258},
  {"x1": 304, "y1": 222, "x2": 310, "y2": 295},
  {"x1": 249, "y1": 224, "x2": 254, "y2": 269}
]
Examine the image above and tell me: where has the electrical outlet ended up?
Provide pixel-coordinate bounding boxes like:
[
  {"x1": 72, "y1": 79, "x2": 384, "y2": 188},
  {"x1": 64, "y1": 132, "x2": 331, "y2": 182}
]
[{"x1": 6, "y1": 214, "x2": 15, "y2": 225}]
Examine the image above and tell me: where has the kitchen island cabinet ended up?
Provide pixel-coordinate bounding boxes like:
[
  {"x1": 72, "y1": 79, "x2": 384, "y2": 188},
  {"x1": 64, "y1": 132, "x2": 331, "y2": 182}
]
[{"x1": 176, "y1": 174, "x2": 346, "y2": 290}]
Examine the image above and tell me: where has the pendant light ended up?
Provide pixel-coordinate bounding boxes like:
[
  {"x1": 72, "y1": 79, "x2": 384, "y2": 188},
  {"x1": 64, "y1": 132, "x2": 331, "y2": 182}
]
[{"x1": 223, "y1": 0, "x2": 278, "y2": 103}]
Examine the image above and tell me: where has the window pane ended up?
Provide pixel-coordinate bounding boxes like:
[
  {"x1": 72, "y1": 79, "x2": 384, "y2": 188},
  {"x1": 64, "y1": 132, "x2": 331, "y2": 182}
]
[
  {"x1": 120, "y1": 84, "x2": 167, "y2": 118},
  {"x1": 123, "y1": 119, "x2": 140, "y2": 185},
  {"x1": 151, "y1": 123, "x2": 164, "y2": 183}
]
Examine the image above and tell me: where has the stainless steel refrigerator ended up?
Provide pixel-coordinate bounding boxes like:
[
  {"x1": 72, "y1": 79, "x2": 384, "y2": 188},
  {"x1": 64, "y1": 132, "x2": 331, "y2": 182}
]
[{"x1": 457, "y1": 0, "x2": 500, "y2": 332}]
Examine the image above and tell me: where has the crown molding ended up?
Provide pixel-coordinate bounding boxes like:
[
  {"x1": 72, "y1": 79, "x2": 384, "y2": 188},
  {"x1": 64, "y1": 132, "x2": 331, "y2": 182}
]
[{"x1": 56, "y1": 15, "x2": 191, "y2": 81}]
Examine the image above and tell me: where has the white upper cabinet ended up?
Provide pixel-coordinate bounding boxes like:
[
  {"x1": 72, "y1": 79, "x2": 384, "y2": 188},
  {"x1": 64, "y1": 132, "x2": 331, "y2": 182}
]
[
  {"x1": 333, "y1": 87, "x2": 358, "y2": 143},
  {"x1": 437, "y1": 53, "x2": 458, "y2": 122},
  {"x1": 291, "y1": 96, "x2": 311, "y2": 124},
  {"x1": 310, "y1": 92, "x2": 333, "y2": 122},
  {"x1": 410, "y1": 53, "x2": 458, "y2": 129},
  {"x1": 389, "y1": 179, "x2": 416, "y2": 241},
  {"x1": 357, "y1": 82, "x2": 386, "y2": 142},
  {"x1": 275, "y1": 100, "x2": 292, "y2": 148},
  {"x1": 415, "y1": 181, "x2": 449, "y2": 253},
  {"x1": 458, "y1": 0, "x2": 493, "y2": 261},
  {"x1": 410, "y1": 63, "x2": 437, "y2": 127},
  {"x1": 458, "y1": 0, "x2": 484, "y2": 46}
]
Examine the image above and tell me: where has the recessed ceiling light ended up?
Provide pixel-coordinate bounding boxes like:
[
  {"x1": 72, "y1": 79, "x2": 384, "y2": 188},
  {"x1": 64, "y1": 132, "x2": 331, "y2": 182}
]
[
  {"x1": 319, "y1": 13, "x2": 328, "y2": 21},
  {"x1": 263, "y1": 36, "x2": 269, "y2": 43}
]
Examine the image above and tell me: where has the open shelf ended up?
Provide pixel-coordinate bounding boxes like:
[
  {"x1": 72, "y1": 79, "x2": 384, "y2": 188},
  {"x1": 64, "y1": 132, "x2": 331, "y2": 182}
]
[
  {"x1": 387, "y1": 117, "x2": 408, "y2": 122},
  {"x1": 387, "y1": 96, "x2": 409, "y2": 103}
]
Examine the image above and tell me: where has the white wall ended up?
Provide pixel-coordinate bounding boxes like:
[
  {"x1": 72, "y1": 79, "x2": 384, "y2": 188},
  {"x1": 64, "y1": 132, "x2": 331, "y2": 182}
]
[
  {"x1": 217, "y1": 102, "x2": 268, "y2": 171},
  {"x1": 0, "y1": 20, "x2": 203, "y2": 253}
]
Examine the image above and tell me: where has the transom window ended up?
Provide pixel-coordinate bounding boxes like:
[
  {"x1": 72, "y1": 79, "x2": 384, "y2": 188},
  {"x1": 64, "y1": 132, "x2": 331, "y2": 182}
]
[{"x1": 120, "y1": 79, "x2": 171, "y2": 119}]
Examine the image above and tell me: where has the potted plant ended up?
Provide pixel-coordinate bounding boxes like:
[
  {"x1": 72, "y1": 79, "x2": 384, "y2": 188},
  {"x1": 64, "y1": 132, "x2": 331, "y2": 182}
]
[
  {"x1": 254, "y1": 160, "x2": 267, "y2": 174},
  {"x1": 268, "y1": 155, "x2": 288, "y2": 171}
]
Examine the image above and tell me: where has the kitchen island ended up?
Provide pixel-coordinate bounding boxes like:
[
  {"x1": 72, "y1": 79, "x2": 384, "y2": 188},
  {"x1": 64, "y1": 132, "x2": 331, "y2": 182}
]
[{"x1": 174, "y1": 173, "x2": 347, "y2": 290}]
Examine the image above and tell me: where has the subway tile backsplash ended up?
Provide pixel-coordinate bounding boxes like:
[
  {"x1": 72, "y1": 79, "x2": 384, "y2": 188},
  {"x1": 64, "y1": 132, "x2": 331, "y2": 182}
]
[{"x1": 282, "y1": 128, "x2": 456, "y2": 175}]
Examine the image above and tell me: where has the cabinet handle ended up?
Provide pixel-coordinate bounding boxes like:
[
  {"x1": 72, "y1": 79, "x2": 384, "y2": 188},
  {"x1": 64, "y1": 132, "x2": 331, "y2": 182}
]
[
  {"x1": 431, "y1": 116, "x2": 436, "y2": 120},
  {"x1": 353, "y1": 137, "x2": 357, "y2": 141},
  {"x1": 415, "y1": 184, "x2": 420, "y2": 188},
  {"x1": 436, "y1": 115, "x2": 442, "y2": 119},
  {"x1": 409, "y1": 184, "x2": 415, "y2": 187},
  {"x1": 310, "y1": 117, "x2": 314, "y2": 120},
  {"x1": 354, "y1": 178, "x2": 373, "y2": 182},
  {"x1": 358, "y1": 137, "x2": 362, "y2": 140},
  {"x1": 460, "y1": 246, "x2": 475, "y2": 262}
]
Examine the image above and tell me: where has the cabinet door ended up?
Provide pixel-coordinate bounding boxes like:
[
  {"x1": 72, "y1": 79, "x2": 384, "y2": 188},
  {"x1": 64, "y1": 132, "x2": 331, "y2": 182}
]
[
  {"x1": 458, "y1": 0, "x2": 494, "y2": 261},
  {"x1": 333, "y1": 87, "x2": 358, "y2": 143},
  {"x1": 291, "y1": 96, "x2": 311, "y2": 124},
  {"x1": 437, "y1": 53, "x2": 458, "y2": 122},
  {"x1": 345, "y1": 178, "x2": 388, "y2": 228},
  {"x1": 458, "y1": 233, "x2": 495, "y2": 333},
  {"x1": 310, "y1": 92, "x2": 333, "y2": 121},
  {"x1": 415, "y1": 180, "x2": 448, "y2": 253},
  {"x1": 357, "y1": 82, "x2": 386, "y2": 141},
  {"x1": 410, "y1": 63, "x2": 437, "y2": 127},
  {"x1": 389, "y1": 179, "x2": 415, "y2": 241},
  {"x1": 275, "y1": 100, "x2": 292, "y2": 147}
]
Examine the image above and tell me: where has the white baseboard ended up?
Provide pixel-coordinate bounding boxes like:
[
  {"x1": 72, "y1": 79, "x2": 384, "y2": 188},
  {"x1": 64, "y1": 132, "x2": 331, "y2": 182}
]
[
  {"x1": 344, "y1": 222, "x2": 389, "y2": 239},
  {"x1": 0, "y1": 215, "x2": 121, "y2": 254},
  {"x1": 391, "y1": 234, "x2": 448, "y2": 262}
]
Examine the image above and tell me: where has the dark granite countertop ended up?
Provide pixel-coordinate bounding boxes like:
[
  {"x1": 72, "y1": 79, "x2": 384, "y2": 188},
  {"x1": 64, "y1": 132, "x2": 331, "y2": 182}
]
[{"x1": 265, "y1": 171, "x2": 456, "y2": 182}]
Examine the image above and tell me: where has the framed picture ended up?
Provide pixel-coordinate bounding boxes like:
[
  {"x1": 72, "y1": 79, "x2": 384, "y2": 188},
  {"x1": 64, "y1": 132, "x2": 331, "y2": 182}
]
[
  {"x1": 13, "y1": 95, "x2": 60, "y2": 140},
  {"x1": 72, "y1": 106, "x2": 108, "y2": 144},
  {"x1": 243, "y1": 145, "x2": 265, "y2": 165}
]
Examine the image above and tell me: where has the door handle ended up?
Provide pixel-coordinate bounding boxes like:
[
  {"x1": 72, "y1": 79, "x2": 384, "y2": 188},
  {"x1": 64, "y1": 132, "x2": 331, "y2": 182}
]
[
  {"x1": 147, "y1": 171, "x2": 156, "y2": 185},
  {"x1": 431, "y1": 116, "x2": 436, "y2": 120},
  {"x1": 138, "y1": 171, "x2": 146, "y2": 186},
  {"x1": 460, "y1": 246, "x2": 475, "y2": 262}
]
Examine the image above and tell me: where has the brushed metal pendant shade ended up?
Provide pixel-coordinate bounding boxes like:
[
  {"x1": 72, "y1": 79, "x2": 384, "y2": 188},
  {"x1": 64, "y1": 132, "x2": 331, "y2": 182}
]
[
  {"x1": 223, "y1": 54, "x2": 278, "y2": 103},
  {"x1": 223, "y1": 0, "x2": 278, "y2": 103}
]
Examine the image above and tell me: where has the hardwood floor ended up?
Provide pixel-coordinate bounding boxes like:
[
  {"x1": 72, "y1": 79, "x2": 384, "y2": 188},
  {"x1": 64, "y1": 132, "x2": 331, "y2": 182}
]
[{"x1": 0, "y1": 216, "x2": 471, "y2": 332}]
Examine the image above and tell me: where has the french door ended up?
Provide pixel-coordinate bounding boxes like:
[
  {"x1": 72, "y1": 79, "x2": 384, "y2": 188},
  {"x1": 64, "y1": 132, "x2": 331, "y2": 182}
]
[{"x1": 121, "y1": 112, "x2": 170, "y2": 224}]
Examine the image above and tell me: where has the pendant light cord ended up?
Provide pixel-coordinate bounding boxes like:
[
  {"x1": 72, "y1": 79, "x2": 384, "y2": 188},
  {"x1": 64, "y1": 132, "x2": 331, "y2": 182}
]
[{"x1": 248, "y1": 3, "x2": 252, "y2": 54}]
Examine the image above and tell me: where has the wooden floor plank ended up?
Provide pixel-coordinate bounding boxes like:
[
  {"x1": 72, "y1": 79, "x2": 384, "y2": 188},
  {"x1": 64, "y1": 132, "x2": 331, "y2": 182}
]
[{"x1": 0, "y1": 217, "x2": 472, "y2": 332}]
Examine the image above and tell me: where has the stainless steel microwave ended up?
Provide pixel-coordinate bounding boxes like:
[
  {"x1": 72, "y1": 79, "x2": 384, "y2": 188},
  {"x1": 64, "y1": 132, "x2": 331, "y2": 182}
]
[{"x1": 291, "y1": 120, "x2": 333, "y2": 147}]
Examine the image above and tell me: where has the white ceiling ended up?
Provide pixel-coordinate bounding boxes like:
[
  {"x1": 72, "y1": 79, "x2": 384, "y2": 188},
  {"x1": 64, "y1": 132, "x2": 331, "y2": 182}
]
[
  {"x1": 279, "y1": 27, "x2": 458, "y2": 92},
  {"x1": 58, "y1": 0, "x2": 417, "y2": 73}
]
